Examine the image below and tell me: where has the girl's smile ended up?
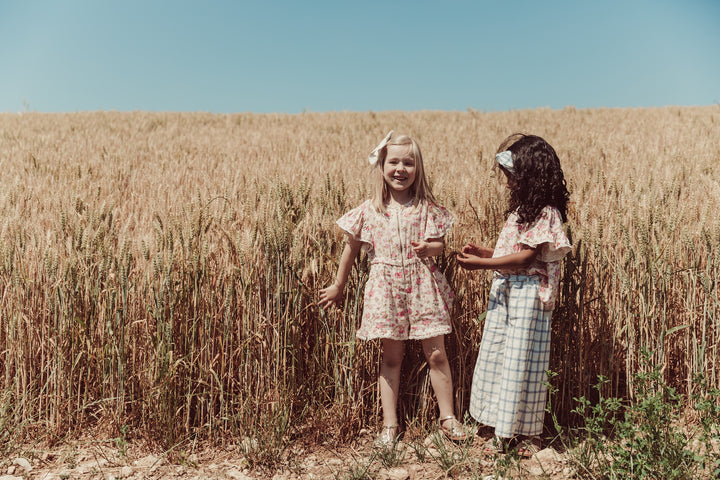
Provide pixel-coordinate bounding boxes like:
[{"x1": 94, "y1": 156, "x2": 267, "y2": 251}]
[{"x1": 384, "y1": 145, "x2": 416, "y2": 194}]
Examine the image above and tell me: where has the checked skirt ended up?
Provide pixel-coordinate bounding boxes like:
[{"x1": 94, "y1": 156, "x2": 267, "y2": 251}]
[{"x1": 469, "y1": 275, "x2": 552, "y2": 438}]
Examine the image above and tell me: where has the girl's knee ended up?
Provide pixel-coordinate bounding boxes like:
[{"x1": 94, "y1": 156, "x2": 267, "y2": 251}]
[
  {"x1": 425, "y1": 347, "x2": 448, "y2": 368},
  {"x1": 382, "y1": 339, "x2": 405, "y2": 367},
  {"x1": 421, "y1": 336, "x2": 448, "y2": 367},
  {"x1": 382, "y1": 350, "x2": 404, "y2": 368}
]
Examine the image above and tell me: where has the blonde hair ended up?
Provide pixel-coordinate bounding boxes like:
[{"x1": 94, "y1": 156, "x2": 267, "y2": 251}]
[{"x1": 370, "y1": 133, "x2": 436, "y2": 213}]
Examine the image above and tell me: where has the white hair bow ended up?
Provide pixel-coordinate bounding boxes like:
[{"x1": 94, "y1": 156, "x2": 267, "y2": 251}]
[
  {"x1": 496, "y1": 150, "x2": 514, "y2": 173},
  {"x1": 368, "y1": 130, "x2": 394, "y2": 166}
]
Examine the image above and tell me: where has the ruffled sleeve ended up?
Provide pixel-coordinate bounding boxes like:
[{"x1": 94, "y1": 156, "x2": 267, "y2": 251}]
[
  {"x1": 518, "y1": 206, "x2": 571, "y2": 263},
  {"x1": 424, "y1": 203, "x2": 455, "y2": 240},
  {"x1": 336, "y1": 200, "x2": 374, "y2": 245}
]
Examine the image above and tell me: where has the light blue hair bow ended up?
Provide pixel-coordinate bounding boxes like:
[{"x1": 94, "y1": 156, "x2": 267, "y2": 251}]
[{"x1": 496, "y1": 150, "x2": 514, "y2": 173}]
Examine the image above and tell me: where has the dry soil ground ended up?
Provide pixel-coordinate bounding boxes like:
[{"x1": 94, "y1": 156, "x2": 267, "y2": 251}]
[{"x1": 2, "y1": 430, "x2": 574, "y2": 480}]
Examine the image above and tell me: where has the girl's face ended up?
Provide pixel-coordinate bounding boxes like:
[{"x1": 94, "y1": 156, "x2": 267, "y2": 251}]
[
  {"x1": 383, "y1": 145, "x2": 416, "y2": 194},
  {"x1": 502, "y1": 168, "x2": 517, "y2": 191}
]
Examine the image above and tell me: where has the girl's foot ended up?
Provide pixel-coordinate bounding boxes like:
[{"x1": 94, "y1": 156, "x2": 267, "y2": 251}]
[
  {"x1": 483, "y1": 435, "x2": 508, "y2": 454},
  {"x1": 516, "y1": 436, "x2": 542, "y2": 458},
  {"x1": 373, "y1": 425, "x2": 399, "y2": 449},
  {"x1": 439, "y1": 415, "x2": 468, "y2": 441}
]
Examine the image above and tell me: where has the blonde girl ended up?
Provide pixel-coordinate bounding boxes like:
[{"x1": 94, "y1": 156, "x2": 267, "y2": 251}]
[{"x1": 320, "y1": 131, "x2": 467, "y2": 447}]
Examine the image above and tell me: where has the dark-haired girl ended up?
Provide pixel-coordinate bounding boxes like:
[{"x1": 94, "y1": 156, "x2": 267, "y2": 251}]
[{"x1": 457, "y1": 134, "x2": 571, "y2": 457}]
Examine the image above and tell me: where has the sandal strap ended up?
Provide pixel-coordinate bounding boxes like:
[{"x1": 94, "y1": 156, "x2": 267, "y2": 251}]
[
  {"x1": 439, "y1": 415, "x2": 459, "y2": 428},
  {"x1": 374, "y1": 425, "x2": 400, "y2": 448},
  {"x1": 439, "y1": 416, "x2": 468, "y2": 441},
  {"x1": 484, "y1": 435, "x2": 507, "y2": 453},
  {"x1": 517, "y1": 438, "x2": 541, "y2": 454}
]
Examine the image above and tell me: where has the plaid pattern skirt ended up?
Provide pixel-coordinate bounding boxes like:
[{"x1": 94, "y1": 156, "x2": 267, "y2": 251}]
[{"x1": 469, "y1": 275, "x2": 552, "y2": 438}]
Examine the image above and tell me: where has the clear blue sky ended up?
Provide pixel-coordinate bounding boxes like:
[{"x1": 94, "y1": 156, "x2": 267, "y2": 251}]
[{"x1": 1, "y1": 0, "x2": 718, "y2": 113}]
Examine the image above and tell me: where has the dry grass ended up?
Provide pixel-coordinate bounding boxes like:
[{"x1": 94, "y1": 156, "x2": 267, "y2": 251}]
[{"x1": 0, "y1": 107, "x2": 719, "y2": 453}]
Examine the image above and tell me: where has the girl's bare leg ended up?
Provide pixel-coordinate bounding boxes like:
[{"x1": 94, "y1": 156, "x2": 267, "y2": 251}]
[
  {"x1": 421, "y1": 335, "x2": 455, "y2": 420},
  {"x1": 379, "y1": 338, "x2": 405, "y2": 427}
]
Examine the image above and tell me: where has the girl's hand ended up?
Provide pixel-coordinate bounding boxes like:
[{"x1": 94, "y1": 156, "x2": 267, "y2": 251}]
[
  {"x1": 411, "y1": 238, "x2": 444, "y2": 258},
  {"x1": 457, "y1": 243, "x2": 493, "y2": 270},
  {"x1": 319, "y1": 284, "x2": 343, "y2": 308},
  {"x1": 411, "y1": 240, "x2": 430, "y2": 259},
  {"x1": 456, "y1": 252, "x2": 484, "y2": 270},
  {"x1": 462, "y1": 243, "x2": 493, "y2": 258}
]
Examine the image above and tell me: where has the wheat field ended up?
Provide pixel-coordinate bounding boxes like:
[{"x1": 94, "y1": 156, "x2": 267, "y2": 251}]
[{"x1": 0, "y1": 107, "x2": 718, "y2": 452}]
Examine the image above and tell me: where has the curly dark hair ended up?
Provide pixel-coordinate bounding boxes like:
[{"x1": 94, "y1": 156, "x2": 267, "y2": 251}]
[{"x1": 497, "y1": 134, "x2": 570, "y2": 224}]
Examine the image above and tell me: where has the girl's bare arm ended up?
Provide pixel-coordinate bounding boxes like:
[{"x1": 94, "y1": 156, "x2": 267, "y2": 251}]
[
  {"x1": 319, "y1": 237, "x2": 362, "y2": 307},
  {"x1": 456, "y1": 245, "x2": 539, "y2": 271}
]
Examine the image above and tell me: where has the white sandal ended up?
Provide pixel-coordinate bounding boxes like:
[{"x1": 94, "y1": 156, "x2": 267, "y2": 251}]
[
  {"x1": 373, "y1": 424, "x2": 399, "y2": 448},
  {"x1": 483, "y1": 435, "x2": 507, "y2": 454},
  {"x1": 516, "y1": 436, "x2": 542, "y2": 458},
  {"x1": 439, "y1": 415, "x2": 468, "y2": 441}
]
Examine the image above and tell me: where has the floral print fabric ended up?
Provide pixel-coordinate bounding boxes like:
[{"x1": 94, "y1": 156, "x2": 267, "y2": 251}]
[
  {"x1": 337, "y1": 200, "x2": 454, "y2": 340},
  {"x1": 492, "y1": 206, "x2": 571, "y2": 310}
]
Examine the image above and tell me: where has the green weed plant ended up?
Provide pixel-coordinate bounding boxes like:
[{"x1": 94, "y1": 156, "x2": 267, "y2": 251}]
[{"x1": 568, "y1": 351, "x2": 720, "y2": 479}]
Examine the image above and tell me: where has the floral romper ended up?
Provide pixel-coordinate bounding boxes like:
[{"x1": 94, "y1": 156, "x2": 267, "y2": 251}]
[{"x1": 336, "y1": 200, "x2": 454, "y2": 340}]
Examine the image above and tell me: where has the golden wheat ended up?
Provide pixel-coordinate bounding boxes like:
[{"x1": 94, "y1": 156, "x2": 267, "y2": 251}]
[{"x1": 0, "y1": 107, "x2": 718, "y2": 450}]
